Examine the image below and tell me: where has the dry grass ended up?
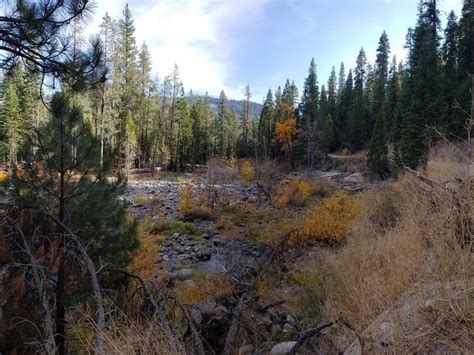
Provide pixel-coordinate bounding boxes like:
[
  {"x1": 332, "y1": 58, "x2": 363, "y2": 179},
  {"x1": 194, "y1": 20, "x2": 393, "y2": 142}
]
[
  {"x1": 324, "y1": 143, "x2": 473, "y2": 351},
  {"x1": 68, "y1": 306, "x2": 185, "y2": 354}
]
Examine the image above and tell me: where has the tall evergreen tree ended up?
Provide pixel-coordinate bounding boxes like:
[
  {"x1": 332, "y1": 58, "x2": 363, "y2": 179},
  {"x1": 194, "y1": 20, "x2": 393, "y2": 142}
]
[
  {"x1": 338, "y1": 69, "x2": 353, "y2": 148},
  {"x1": 348, "y1": 48, "x2": 368, "y2": 151},
  {"x1": 457, "y1": 0, "x2": 474, "y2": 138},
  {"x1": 442, "y1": 10, "x2": 463, "y2": 135},
  {"x1": 368, "y1": 32, "x2": 391, "y2": 176},
  {"x1": 401, "y1": 0, "x2": 443, "y2": 168},
  {"x1": 216, "y1": 90, "x2": 228, "y2": 157},
  {"x1": 327, "y1": 66, "x2": 338, "y2": 149},
  {"x1": 298, "y1": 58, "x2": 324, "y2": 168},
  {"x1": 258, "y1": 89, "x2": 275, "y2": 158},
  {"x1": 15, "y1": 93, "x2": 138, "y2": 353}
]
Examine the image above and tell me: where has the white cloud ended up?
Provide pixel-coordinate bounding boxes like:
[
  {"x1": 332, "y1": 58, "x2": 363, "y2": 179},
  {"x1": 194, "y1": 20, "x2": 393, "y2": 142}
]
[{"x1": 86, "y1": 0, "x2": 272, "y2": 98}]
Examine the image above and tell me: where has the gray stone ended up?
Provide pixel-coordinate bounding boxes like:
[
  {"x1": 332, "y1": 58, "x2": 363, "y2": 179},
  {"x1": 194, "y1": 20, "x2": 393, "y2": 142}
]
[
  {"x1": 182, "y1": 279, "x2": 197, "y2": 289},
  {"x1": 270, "y1": 341, "x2": 297, "y2": 354},
  {"x1": 238, "y1": 345, "x2": 254, "y2": 355},
  {"x1": 177, "y1": 268, "x2": 193, "y2": 281},
  {"x1": 344, "y1": 338, "x2": 362, "y2": 355}
]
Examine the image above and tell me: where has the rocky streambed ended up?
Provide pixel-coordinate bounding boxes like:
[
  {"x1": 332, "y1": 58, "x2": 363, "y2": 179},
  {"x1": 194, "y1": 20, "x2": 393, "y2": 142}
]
[{"x1": 123, "y1": 171, "x2": 372, "y2": 277}]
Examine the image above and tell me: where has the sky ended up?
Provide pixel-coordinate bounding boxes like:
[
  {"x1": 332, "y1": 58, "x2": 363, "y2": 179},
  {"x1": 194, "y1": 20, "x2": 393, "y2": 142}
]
[{"x1": 86, "y1": 0, "x2": 464, "y2": 102}]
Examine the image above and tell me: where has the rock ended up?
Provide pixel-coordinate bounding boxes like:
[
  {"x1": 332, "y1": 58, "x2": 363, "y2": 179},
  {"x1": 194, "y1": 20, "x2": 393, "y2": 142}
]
[
  {"x1": 197, "y1": 252, "x2": 211, "y2": 261},
  {"x1": 177, "y1": 268, "x2": 193, "y2": 281},
  {"x1": 270, "y1": 341, "x2": 297, "y2": 354},
  {"x1": 343, "y1": 338, "x2": 362, "y2": 355},
  {"x1": 238, "y1": 344, "x2": 254, "y2": 355},
  {"x1": 182, "y1": 279, "x2": 197, "y2": 289}
]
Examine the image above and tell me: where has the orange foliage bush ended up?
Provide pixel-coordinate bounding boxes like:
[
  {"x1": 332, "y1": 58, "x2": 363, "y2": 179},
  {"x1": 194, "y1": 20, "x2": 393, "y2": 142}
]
[
  {"x1": 0, "y1": 170, "x2": 8, "y2": 184},
  {"x1": 179, "y1": 186, "x2": 213, "y2": 219},
  {"x1": 174, "y1": 272, "x2": 232, "y2": 306},
  {"x1": 239, "y1": 160, "x2": 254, "y2": 181},
  {"x1": 294, "y1": 191, "x2": 361, "y2": 244},
  {"x1": 273, "y1": 178, "x2": 331, "y2": 207},
  {"x1": 128, "y1": 228, "x2": 161, "y2": 278},
  {"x1": 341, "y1": 147, "x2": 350, "y2": 156}
]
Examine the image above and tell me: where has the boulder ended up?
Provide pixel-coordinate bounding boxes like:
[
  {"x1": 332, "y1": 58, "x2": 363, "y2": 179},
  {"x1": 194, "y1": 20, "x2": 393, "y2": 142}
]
[
  {"x1": 270, "y1": 341, "x2": 297, "y2": 354},
  {"x1": 177, "y1": 268, "x2": 193, "y2": 281}
]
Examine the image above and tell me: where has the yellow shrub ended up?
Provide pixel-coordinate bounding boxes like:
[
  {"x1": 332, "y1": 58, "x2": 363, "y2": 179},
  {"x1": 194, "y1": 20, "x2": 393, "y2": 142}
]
[
  {"x1": 129, "y1": 228, "x2": 161, "y2": 278},
  {"x1": 0, "y1": 171, "x2": 8, "y2": 184},
  {"x1": 341, "y1": 147, "x2": 350, "y2": 156},
  {"x1": 179, "y1": 186, "x2": 213, "y2": 219},
  {"x1": 179, "y1": 186, "x2": 195, "y2": 216},
  {"x1": 310, "y1": 179, "x2": 332, "y2": 196},
  {"x1": 295, "y1": 192, "x2": 361, "y2": 244},
  {"x1": 240, "y1": 160, "x2": 254, "y2": 181},
  {"x1": 273, "y1": 178, "x2": 331, "y2": 207},
  {"x1": 174, "y1": 272, "x2": 232, "y2": 306},
  {"x1": 226, "y1": 154, "x2": 239, "y2": 180}
]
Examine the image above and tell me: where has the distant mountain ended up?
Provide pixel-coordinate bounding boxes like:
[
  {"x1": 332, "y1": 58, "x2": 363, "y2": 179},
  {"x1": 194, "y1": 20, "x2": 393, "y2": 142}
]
[{"x1": 187, "y1": 95, "x2": 263, "y2": 118}]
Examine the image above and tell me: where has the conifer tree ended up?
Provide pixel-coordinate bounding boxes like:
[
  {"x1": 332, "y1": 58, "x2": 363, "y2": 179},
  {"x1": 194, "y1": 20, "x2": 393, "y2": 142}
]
[
  {"x1": 328, "y1": 66, "x2": 338, "y2": 149},
  {"x1": 442, "y1": 11, "x2": 462, "y2": 135},
  {"x1": 258, "y1": 89, "x2": 275, "y2": 158},
  {"x1": 348, "y1": 48, "x2": 368, "y2": 151},
  {"x1": 368, "y1": 32, "x2": 390, "y2": 176},
  {"x1": 338, "y1": 69, "x2": 353, "y2": 148},
  {"x1": 216, "y1": 90, "x2": 228, "y2": 157},
  {"x1": 401, "y1": 0, "x2": 443, "y2": 168},
  {"x1": 457, "y1": 0, "x2": 474, "y2": 137},
  {"x1": 14, "y1": 92, "x2": 138, "y2": 353},
  {"x1": 298, "y1": 58, "x2": 323, "y2": 168}
]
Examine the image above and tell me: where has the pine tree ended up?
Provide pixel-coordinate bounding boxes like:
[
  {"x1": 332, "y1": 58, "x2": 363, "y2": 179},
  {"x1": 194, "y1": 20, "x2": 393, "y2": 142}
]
[
  {"x1": 337, "y1": 62, "x2": 346, "y2": 104},
  {"x1": 348, "y1": 48, "x2": 368, "y2": 151},
  {"x1": 258, "y1": 89, "x2": 275, "y2": 158},
  {"x1": 328, "y1": 66, "x2": 338, "y2": 149},
  {"x1": 401, "y1": 0, "x2": 443, "y2": 168},
  {"x1": 117, "y1": 4, "x2": 139, "y2": 170},
  {"x1": 442, "y1": 10, "x2": 462, "y2": 135},
  {"x1": 368, "y1": 32, "x2": 391, "y2": 176},
  {"x1": 298, "y1": 58, "x2": 323, "y2": 168},
  {"x1": 457, "y1": 0, "x2": 474, "y2": 138},
  {"x1": 0, "y1": 74, "x2": 23, "y2": 166},
  {"x1": 14, "y1": 92, "x2": 138, "y2": 353},
  {"x1": 216, "y1": 90, "x2": 228, "y2": 157},
  {"x1": 137, "y1": 42, "x2": 153, "y2": 167},
  {"x1": 338, "y1": 69, "x2": 353, "y2": 148},
  {"x1": 385, "y1": 56, "x2": 400, "y2": 141}
]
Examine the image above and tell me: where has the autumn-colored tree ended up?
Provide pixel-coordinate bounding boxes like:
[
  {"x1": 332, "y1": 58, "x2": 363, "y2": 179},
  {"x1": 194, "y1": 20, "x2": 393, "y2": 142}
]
[{"x1": 274, "y1": 102, "x2": 297, "y2": 161}]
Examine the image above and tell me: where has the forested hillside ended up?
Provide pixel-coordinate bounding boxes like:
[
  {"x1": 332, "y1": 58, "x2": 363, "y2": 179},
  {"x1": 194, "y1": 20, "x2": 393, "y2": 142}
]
[{"x1": 0, "y1": 0, "x2": 472, "y2": 354}]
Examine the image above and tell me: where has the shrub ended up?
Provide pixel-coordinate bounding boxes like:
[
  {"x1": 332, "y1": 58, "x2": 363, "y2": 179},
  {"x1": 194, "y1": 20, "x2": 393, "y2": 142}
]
[
  {"x1": 179, "y1": 185, "x2": 213, "y2": 220},
  {"x1": 240, "y1": 159, "x2": 254, "y2": 181},
  {"x1": 226, "y1": 154, "x2": 239, "y2": 180},
  {"x1": 151, "y1": 219, "x2": 198, "y2": 235},
  {"x1": 294, "y1": 191, "x2": 361, "y2": 244},
  {"x1": 341, "y1": 147, "x2": 350, "y2": 156},
  {"x1": 174, "y1": 271, "x2": 232, "y2": 306},
  {"x1": 0, "y1": 170, "x2": 8, "y2": 184},
  {"x1": 273, "y1": 178, "x2": 331, "y2": 208},
  {"x1": 128, "y1": 228, "x2": 161, "y2": 278}
]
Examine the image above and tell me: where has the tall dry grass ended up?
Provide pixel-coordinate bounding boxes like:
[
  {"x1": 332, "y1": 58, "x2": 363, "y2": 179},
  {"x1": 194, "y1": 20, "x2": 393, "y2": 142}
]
[
  {"x1": 325, "y1": 143, "x2": 473, "y2": 350},
  {"x1": 68, "y1": 306, "x2": 186, "y2": 354}
]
